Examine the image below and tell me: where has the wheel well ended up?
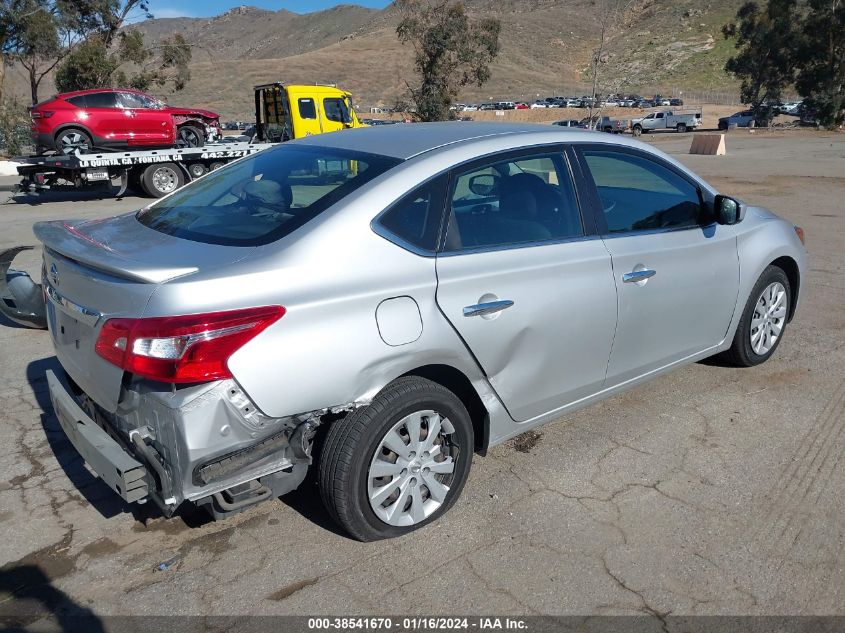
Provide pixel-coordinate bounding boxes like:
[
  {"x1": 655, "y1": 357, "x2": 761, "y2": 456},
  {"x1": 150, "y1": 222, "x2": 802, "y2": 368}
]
[
  {"x1": 53, "y1": 124, "x2": 91, "y2": 140},
  {"x1": 402, "y1": 364, "x2": 490, "y2": 454},
  {"x1": 770, "y1": 256, "x2": 800, "y2": 322}
]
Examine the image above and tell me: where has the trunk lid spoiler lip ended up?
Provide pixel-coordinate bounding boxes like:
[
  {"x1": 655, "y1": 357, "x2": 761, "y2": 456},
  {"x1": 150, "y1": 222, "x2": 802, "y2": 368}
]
[{"x1": 34, "y1": 220, "x2": 199, "y2": 284}]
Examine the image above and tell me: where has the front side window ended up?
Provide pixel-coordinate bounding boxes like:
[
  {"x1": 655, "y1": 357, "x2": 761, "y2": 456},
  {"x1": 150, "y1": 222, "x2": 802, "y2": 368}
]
[
  {"x1": 444, "y1": 152, "x2": 583, "y2": 251},
  {"x1": 119, "y1": 92, "x2": 161, "y2": 109},
  {"x1": 298, "y1": 98, "x2": 317, "y2": 120},
  {"x1": 137, "y1": 146, "x2": 401, "y2": 246},
  {"x1": 84, "y1": 92, "x2": 118, "y2": 108},
  {"x1": 581, "y1": 149, "x2": 703, "y2": 233},
  {"x1": 324, "y1": 98, "x2": 351, "y2": 123}
]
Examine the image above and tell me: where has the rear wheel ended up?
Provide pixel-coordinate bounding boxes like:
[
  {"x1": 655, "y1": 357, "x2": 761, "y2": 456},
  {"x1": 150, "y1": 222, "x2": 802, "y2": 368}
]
[
  {"x1": 676, "y1": 123, "x2": 688, "y2": 133},
  {"x1": 141, "y1": 163, "x2": 185, "y2": 197},
  {"x1": 724, "y1": 266, "x2": 791, "y2": 367},
  {"x1": 318, "y1": 376, "x2": 473, "y2": 541},
  {"x1": 55, "y1": 128, "x2": 92, "y2": 155},
  {"x1": 177, "y1": 125, "x2": 204, "y2": 148}
]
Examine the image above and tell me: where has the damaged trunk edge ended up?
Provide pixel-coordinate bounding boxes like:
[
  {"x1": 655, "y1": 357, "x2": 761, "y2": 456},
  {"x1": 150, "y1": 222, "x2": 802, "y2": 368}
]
[{"x1": 0, "y1": 246, "x2": 47, "y2": 329}]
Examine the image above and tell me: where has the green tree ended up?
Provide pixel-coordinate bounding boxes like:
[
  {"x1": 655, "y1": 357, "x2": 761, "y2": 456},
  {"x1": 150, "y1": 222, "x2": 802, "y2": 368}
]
[
  {"x1": 396, "y1": 0, "x2": 500, "y2": 122},
  {"x1": 722, "y1": 0, "x2": 798, "y2": 125},
  {"x1": 794, "y1": 0, "x2": 844, "y2": 127},
  {"x1": 55, "y1": 29, "x2": 191, "y2": 93}
]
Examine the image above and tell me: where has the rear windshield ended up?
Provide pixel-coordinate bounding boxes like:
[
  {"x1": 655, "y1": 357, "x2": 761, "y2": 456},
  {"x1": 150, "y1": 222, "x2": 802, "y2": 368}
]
[{"x1": 136, "y1": 145, "x2": 401, "y2": 246}]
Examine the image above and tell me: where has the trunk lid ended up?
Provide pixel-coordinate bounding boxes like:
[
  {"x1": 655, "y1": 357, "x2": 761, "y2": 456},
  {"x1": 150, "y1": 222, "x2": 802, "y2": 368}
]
[{"x1": 35, "y1": 213, "x2": 253, "y2": 412}]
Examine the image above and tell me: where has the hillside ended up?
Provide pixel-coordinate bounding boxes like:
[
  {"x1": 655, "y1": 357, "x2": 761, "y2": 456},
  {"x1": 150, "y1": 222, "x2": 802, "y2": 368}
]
[{"x1": 3, "y1": 0, "x2": 744, "y2": 118}]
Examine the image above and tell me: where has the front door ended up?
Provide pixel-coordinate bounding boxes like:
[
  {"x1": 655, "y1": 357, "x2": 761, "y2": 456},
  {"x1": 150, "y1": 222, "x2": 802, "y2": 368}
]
[
  {"x1": 577, "y1": 146, "x2": 740, "y2": 386},
  {"x1": 435, "y1": 148, "x2": 618, "y2": 422},
  {"x1": 117, "y1": 92, "x2": 172, "y2": 145}
]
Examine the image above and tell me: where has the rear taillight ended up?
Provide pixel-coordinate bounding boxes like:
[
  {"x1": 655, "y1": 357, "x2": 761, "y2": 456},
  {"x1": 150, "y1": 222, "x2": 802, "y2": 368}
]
[
  {"x1": 95, "y1": 306, "x2": 285, "y2": 383},
  {"x1": 31, "y1": 111, "x2": 53, "y2": 119}
]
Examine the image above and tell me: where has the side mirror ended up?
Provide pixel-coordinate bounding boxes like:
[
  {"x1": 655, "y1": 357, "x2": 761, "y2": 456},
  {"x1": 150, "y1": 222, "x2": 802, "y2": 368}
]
[
  {"x1": 715, "y1": 194, "x2": 744, "y2": 225},
  {"x1": 468, "y1": 174, "x2": 497, "y2": 196}
]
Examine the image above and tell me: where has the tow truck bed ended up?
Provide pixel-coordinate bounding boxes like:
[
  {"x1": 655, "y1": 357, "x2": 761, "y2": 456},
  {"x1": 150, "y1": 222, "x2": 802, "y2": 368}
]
[{"x1": 14, "y1": 141, "x2": 277, "y2": 198}]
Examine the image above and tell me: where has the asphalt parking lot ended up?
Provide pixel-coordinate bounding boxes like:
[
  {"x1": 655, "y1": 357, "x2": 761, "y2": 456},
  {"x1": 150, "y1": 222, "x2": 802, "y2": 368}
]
[{"x1": 1, "y1": 130, "x2": 843, "y2": 623}]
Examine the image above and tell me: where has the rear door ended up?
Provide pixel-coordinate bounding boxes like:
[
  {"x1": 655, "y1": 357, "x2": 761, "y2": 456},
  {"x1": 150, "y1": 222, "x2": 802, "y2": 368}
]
[
  {"x1": 575, "y1": 145, "x2": 739, "y2": 386},
  {"x1": 435, "y1": 147, "x2": 618, "y2": 422}
]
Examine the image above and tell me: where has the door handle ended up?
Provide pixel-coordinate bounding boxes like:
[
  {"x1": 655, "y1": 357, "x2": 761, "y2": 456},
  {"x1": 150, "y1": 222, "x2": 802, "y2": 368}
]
[
  {"x1": 622, "y1": 269, "x2": 657, "y2": 283},
  {"x1": 463, "y1": 300, "x2": 514, "y2": 317}
]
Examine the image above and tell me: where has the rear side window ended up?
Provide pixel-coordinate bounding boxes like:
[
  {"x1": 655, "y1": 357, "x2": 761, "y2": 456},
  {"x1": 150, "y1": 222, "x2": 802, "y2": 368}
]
[
  {"x1": 581, "y1": 149, "x2": 702, "y2": 233},
  {"x1": 65, "y1": 95, "x2": 86, "y2": 107},
  {"x1": 298, "y1": 98, "x2": 316, "y2": 119},
  {"x1": 84, "y1": 92, "x2": 118, "y2": 108},
  {"x1": 376, "y1": 177, "x2": 447, "y2": 253},
  {"x1": 137, "y1": 145, "x2": 401, "y2": 247}
]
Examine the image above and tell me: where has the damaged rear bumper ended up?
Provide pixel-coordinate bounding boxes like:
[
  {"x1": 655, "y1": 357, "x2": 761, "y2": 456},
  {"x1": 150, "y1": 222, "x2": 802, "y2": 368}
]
[{"x1": 46, "y1": 365, "x2": 320, "y2": 516}]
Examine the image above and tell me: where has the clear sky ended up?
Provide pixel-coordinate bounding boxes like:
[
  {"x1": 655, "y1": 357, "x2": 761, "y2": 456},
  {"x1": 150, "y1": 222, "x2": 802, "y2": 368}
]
[{"x1": 143, "y1": 0, "x2": 392, "y2": 19}]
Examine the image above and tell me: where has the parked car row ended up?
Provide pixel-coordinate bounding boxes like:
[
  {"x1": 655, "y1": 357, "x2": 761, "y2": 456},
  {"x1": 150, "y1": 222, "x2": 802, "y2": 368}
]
[{"x1": 453, "y1": 94, "x2": 685, "y2": 112}]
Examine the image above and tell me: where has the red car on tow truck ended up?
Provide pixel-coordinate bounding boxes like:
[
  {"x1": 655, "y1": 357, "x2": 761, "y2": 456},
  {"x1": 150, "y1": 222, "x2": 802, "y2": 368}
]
[{"x1": 30, "y1": 88, "x2": 221, "y2": 155}]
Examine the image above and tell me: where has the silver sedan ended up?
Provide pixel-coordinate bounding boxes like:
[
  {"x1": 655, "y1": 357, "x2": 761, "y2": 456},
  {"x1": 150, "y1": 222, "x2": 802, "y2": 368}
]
[{"x1": 24, "y1": 123, "x2": 806, "y2": 540}]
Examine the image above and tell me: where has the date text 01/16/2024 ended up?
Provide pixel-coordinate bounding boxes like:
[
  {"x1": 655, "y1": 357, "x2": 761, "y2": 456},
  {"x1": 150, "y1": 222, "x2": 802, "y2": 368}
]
[{"x1": 307, "y1": 618, "x2": 528, "y2": 630}]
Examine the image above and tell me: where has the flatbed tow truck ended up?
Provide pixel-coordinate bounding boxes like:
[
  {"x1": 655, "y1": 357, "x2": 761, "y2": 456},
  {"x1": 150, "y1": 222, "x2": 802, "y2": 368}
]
[{"x1": 10, "y1": 81, "x2": 365, "y2": 199}]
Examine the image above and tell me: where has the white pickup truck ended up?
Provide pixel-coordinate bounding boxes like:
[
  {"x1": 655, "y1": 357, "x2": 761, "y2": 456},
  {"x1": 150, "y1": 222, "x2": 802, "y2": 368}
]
[{"x1": 631, "y1": 110, "x2": 702, "y2": 135}]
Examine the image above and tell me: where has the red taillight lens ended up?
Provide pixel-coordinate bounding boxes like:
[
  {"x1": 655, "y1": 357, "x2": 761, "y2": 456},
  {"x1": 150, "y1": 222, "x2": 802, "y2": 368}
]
[
  {"x1": 95, "y1": 306, "x2": 285, "y2": 383},
  {"x1": 794, "y1": 225, "x2": 805, "y2": 245},
  {"x1": 31, "y1": 110, "x2": 53, "y2": 119}
]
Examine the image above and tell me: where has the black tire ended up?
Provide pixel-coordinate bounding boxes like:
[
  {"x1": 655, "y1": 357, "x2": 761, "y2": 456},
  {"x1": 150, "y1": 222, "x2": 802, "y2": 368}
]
[
  {"x1": 318, "y1": 376, "x2": 474, "y2": 541},
  {"x1": 209, "y1": 161, "x2": 225, "y2": 171},
  {"x1": 140, "y1": 162, "x2": 185, "y2": 198},
  {"x1": 677, "y1": 123, "x2": 687, "y2": 133},
  {"x1": 724, "y1": 265, "x2": 791, "y2": 367},
  {"x1": 177, "y1": 125, "x2": 204, "y2": 148},
  {"x1": 55, "y1": 128, "x2": 92, "y2": 155},
  {"x1": 632, "y1": 125, "x2": 642, "y2": 137},
  {"x1": 718, "y1": 121, "x2": 728, "y2": 131}
]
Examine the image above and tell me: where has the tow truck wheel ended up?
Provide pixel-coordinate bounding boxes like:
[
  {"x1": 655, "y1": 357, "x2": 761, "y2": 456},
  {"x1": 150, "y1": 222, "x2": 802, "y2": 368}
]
[
  {"x1": 55, "y1": 128, "x2": 92, "y2": 155},
  {"x1": 141, "y1": 163, "x2": 185, "y2": 198},
  {"x1": 188, "y1": 163, "x2": 208, "y2": 179}
]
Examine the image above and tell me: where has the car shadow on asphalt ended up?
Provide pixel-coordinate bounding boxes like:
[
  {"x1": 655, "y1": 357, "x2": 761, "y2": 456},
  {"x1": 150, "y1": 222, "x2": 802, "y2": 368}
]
[
  {"x1": 6, "y1": 187, "x2": 143, "y2": 206},
  {"x1": 0, "y1": 564, "x2": 106, "y2": 633}
]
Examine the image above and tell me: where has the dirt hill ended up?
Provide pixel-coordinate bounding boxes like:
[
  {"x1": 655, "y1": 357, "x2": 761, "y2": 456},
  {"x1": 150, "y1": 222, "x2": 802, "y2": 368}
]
[{"x1": 3, "y1": 0, "x2": 744, "y2": 118}]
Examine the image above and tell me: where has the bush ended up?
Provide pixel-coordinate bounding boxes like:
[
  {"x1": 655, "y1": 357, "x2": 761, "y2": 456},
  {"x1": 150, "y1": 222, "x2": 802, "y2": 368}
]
[{"x1": 0, "y1": 100, "x2": 32, "y2": 157}]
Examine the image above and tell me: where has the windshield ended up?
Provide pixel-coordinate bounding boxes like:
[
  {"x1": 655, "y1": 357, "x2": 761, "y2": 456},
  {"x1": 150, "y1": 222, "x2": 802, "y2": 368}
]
[{"x1": 136, "y1": 145, "x2": 401, "y2": 246}]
